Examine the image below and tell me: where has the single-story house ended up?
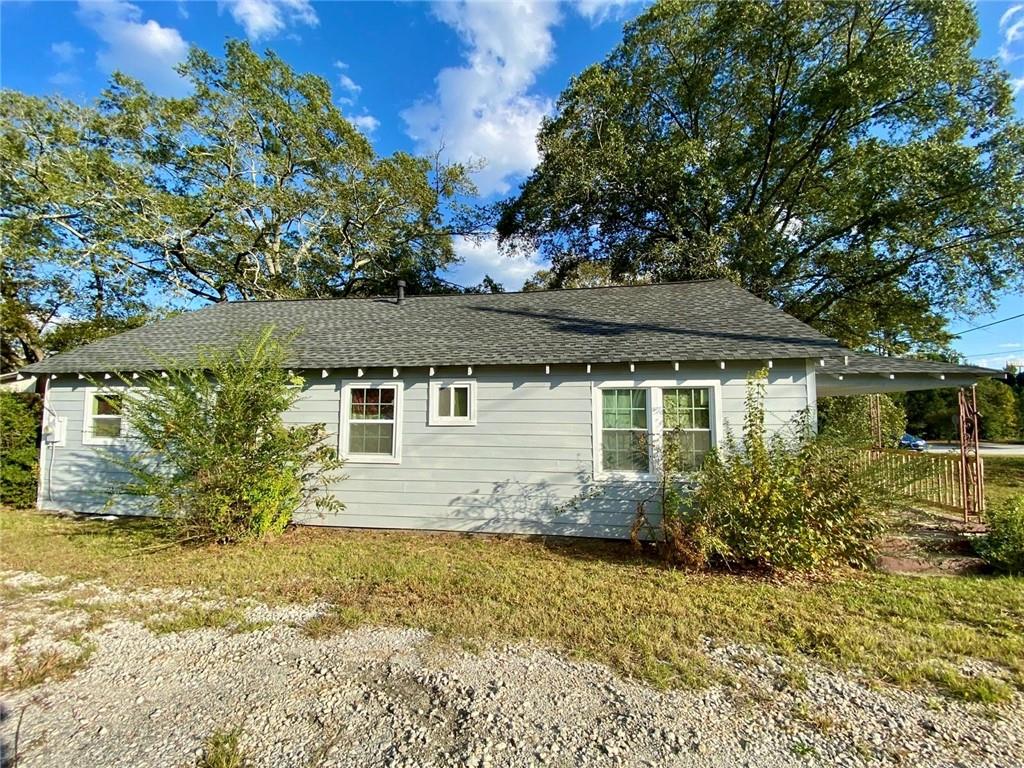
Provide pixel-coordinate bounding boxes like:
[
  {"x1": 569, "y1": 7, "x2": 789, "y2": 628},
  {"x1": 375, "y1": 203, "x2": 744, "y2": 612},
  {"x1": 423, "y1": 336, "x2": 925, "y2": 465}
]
[{"x1": 22, "y1": 280, "x2": 994, "y2": 539}]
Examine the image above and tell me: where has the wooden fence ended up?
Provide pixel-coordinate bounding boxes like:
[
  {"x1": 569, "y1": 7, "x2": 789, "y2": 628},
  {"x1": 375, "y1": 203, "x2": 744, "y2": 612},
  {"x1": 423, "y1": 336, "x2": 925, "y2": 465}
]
[{"x1": 849, "y1": 449, "x2": 983, "y2": 517}]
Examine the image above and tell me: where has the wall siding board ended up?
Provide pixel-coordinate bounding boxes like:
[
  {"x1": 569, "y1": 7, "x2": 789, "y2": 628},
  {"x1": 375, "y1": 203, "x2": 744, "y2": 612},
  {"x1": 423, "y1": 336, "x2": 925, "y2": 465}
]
[{"x1": 38, "y1": 361, "x2": 811, "y2": 538}]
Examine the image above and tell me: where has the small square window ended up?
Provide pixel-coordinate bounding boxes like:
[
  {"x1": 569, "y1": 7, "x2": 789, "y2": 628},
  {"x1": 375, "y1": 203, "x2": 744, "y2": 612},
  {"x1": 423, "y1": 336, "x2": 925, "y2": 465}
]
[
  {"x1": 429, "y1": 381, "x2": 476, "y2": 425},
  {"x1": 83, "y1": 389, "x2": 125, "y2": 445}
]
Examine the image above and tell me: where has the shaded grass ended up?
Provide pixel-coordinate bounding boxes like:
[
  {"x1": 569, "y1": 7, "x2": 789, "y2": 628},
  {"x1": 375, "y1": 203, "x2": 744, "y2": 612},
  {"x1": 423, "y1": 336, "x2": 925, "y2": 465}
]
[{"x1": 2, "y1": 508, "x2": 1023, "y2": 701}]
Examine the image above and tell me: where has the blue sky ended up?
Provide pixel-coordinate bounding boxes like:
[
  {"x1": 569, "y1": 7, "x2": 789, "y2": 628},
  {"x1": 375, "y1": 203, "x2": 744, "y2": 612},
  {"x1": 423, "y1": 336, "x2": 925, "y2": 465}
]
[{"x1": 1, "y1": 0, "x2": 1022, "y2": 367}]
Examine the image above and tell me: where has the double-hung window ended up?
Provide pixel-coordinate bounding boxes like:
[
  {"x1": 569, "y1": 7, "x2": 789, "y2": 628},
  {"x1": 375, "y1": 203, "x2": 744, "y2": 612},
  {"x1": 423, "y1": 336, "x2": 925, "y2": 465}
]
[
  {"x1": 595, "y1": 382, "x2": 718, "y2": 477},
  {"x1": 600, "y1": 389, "x2": 650, "y2": 473},
  {"x1": 428, "y1": 380, "x2": 476, "y2": 425},
  {"x1": 83, "y1": 388, "x2": 125, "y2": 445},
  {"x1": 342, "y1": 383, "x2": 402, "y2": 463},
  {"x1": 662, "y1": 388, "x2": 713, "y2": 471}
]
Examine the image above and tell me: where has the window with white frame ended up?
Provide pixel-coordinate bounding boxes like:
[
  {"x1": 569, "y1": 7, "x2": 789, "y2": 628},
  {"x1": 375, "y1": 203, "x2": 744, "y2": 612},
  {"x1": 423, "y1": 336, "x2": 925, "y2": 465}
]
[
  {"x1": 595, "y1": 382, "x2": 718, "y2": 476},
  {"x1": 342, "y1": 383, "x2": 401, "y2": 462},
  {"x1": 600, "y1": 388, "x2": 650, "y2": 472},
  {"x1": 428, "y1": 380, "x2": 476, "y2": 425},
  {"x1": 662, "y1": 387, "x2": 713, "y2": 471},
  {"x1": 83, "y1": 389, "x2": 125, "y2": 445}
]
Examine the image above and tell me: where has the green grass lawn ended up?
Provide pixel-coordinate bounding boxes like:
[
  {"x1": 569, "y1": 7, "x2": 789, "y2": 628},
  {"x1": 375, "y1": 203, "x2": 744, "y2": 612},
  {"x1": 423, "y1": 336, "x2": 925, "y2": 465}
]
[
  {"x1": 986, "y1": 456, "x2": 1024, "y2": 508},
  {"x1": 2, "y1": 506, "x2": 1022, "y2": 703}
]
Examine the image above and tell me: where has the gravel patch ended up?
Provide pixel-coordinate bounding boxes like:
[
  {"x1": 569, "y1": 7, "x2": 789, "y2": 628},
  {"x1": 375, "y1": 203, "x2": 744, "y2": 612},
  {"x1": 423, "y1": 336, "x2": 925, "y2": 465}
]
[{"x1": 1, "y1": 572, "x2": 1021, "y2": 768}]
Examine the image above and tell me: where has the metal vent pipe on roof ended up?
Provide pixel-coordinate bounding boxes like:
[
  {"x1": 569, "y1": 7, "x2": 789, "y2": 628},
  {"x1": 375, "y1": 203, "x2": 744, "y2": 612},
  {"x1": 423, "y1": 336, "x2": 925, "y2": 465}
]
[{"x1": 397, "y1": 280, "x2": 406, "y2": 305}]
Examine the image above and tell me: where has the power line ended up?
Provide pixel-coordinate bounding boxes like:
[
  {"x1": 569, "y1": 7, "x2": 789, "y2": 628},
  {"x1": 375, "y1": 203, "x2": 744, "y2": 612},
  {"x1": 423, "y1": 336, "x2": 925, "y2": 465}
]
[
  {"x1": 960, "y1": 347, "x2": 1024, "y2": 359},
  {"x1": 952, "y1": 311, "x2": 1024, "y2": 336}
]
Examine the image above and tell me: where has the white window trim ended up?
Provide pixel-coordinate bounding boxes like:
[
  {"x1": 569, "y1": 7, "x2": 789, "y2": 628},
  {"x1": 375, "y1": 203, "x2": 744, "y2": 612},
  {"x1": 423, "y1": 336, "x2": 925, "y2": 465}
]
[
  {"x1": 339, "y1": 380, "x2": 403, "y2": 464},
  {"x1": 591, "y1": 379, "x2": 723, "y2": 481},
  {"x1": 81, "y1": 386, "x2": 128, "y2": 446},
  {"x1": 427, "y1": 379, "x2": 477, "y2": 426}
]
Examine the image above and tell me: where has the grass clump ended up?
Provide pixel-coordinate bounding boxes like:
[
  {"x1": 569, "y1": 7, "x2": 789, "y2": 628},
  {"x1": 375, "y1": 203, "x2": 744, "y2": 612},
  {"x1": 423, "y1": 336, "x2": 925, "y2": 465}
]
[
  {"x1": 0, "y1": 644, "x2": 95, "y2": 691},
  {"x1": 197, "y1": 727, "x2": 247, "y2": 768},
  {"x1": 916, "y1": 661, "x2": 1014, "y2": 704},
  {"x1": 145, "y1": 606, "x2": 269, "y2": 635}
]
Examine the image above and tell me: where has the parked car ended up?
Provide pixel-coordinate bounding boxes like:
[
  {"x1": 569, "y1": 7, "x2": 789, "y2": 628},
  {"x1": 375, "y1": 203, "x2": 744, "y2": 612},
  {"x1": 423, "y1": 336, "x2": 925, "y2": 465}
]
[{"x1": 898, "y1": 433, "x2": 927, "y2": 452}]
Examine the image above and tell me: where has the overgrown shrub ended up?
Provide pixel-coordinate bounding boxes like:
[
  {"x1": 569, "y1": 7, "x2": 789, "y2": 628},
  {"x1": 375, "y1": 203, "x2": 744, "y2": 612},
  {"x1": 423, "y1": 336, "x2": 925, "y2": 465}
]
[
  {"x1": 634, "y1": 372, "x2": 918, "y2": 571},
  {"x1": 630, "y1": 435, "x2": 727, "y2": 568},
  {"x1": 976, "y1": 494, "x2": 1024, "y2": 575},
  {"x1": 114, "y1": 328, "x2": 344, "y2": 543},
  {"x1": 0, "y1": 391, "x2": 40, "y2": 507}
]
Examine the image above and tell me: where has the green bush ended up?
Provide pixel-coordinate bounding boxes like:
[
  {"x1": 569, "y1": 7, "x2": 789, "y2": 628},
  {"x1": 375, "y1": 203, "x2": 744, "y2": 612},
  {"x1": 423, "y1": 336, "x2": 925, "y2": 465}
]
[
  {"x1": 635, "y1": 372, "x2": 916, "y2": 571},
  {"x1": 114, "y1": 328, "x2": 344, "y2": 544},
  {"x1": 0, "y1": 391, "x2": 40, "y2": 507},
  {"x1": 977, "y1": 494, "x2": 1024, "y2": 575}
]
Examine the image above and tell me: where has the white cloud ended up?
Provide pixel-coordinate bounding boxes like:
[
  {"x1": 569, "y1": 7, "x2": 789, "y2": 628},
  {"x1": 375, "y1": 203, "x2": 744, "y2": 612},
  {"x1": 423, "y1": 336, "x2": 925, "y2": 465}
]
[
  {"x1": 349, "y1": 113, "x2": 380, "y2": 134},
  {"x1": 451, "y1": 235, "x2": 545, "y2": 288},
  {"x1": 77, "y1": 0, "x2": 189, "y2": 95},
  {"x1": 219, "y1": 0, "x2": 318, "y2": 41},
  {"x1": 402, "y1": 1, "x2": 561, "y2": 196},
  {"x1": 337, "y1": 74, "x2": 360, "y2": 94},
  {"x1": 333, "y1": 61, "x2": 362, "y2": 95},
  {"x1": 50, "y1": 41, "x2": 84, "y2": 63},
  {"x1": 49, "y1": 71, "x2": 82, "y2": 87},
  {"x1": 999, "y1": 4, "x2": 1024, "y2": 65},
  {"x1": 574, "y1": 0, "x2": 636, "y2": 24}
]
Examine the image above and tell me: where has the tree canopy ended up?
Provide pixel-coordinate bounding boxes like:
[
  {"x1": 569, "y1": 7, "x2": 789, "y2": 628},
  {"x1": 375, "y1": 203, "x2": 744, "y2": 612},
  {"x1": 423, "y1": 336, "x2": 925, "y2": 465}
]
[
  {"x1": 498, "y1": 0, "x2": 1024, "y2": 351},
  {"x1": 1, "y1": 40, "x2": 479, "y2": 368}
]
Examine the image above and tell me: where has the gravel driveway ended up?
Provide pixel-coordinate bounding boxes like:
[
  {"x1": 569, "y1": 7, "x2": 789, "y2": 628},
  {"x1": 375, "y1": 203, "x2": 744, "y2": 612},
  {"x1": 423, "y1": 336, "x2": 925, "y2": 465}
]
[{"x1": 1, "y1": 572, "x2": 1021, "y2": 768}]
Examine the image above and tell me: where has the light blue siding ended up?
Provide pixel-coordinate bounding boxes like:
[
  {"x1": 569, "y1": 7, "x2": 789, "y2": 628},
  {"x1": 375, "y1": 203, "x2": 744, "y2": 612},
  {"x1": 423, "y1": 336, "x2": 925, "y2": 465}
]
[{"x1": 37, "y1": 360, "x2": 814, "y2": 538}]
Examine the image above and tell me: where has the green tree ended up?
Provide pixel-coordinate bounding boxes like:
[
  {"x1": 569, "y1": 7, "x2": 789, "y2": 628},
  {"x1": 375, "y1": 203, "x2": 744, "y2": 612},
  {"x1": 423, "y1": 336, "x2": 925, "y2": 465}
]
[
  {"x1": 116, "y1": 328, "x2": 344, "y2": 543},
  {"x1": 818, "y1": 394, "x2": 906, "y2": 448},
  {"x1": 523, "y1": 261, "x2": 648, "y2": 291},
  {"x1": 463, "y1": 275, "x2": 505, "y2": 294},
  {"x1": 975, "y1": 378, "x2": 1020, "y2": 442},
  {"x1": 1003, "y1": 365, "x2": 1024, "y2": 440},
  {"x1": 42, "y1": 316, "x2": 149, "y2": 357},
  {"x1": 1, "y1": 91, "x2": 150, "y2": 369},
  {"x1": 497, "y1": 0, "x2": 1024, "y2": 351},
  {"x1": 904, "y1": 387, "x2": 958, "y2": 440},
  {"x1": 0, "y1": 391, "x2": 40, "y2": 507},
  {"x1": 1, "y1": 41, "x2": 480, "y2": 367}
]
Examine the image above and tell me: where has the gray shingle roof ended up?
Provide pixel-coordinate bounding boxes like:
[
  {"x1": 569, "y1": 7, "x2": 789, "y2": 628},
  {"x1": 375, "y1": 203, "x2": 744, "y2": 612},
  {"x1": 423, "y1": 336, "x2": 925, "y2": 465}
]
[
  {"x1": 25, "y1": 280, "x2": 858, "y2": 374},
  {"x1": 821, "y1": 354, "x2": 996, "y2": 377}
]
